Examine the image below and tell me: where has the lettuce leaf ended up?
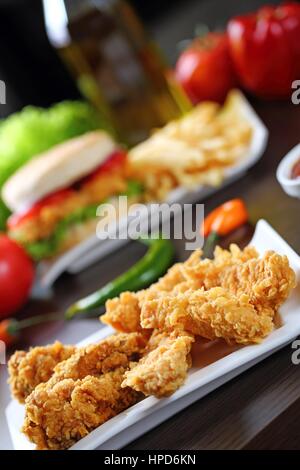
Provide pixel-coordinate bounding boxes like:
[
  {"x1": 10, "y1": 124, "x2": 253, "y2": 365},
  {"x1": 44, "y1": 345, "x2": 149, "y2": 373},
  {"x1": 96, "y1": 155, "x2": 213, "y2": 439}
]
[
  {"x1": 122, "y1": 180, "x2": 144, "y2": 197},
  {"x1": 26, "y1": 203, "x2": 99, "y2": 260},
  {"x1": 0, "y1": 199, "x2": 10, "y2": 232},
  {"x1": 0, "y1": 101, "x2": 113, "y2": 230}
]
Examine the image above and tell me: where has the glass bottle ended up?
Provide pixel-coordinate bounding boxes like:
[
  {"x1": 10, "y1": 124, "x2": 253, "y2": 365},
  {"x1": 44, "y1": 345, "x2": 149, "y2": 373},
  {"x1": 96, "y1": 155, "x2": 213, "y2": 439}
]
[{"x1": 43, "y1": 0, "x2": 189, "y2": 146}]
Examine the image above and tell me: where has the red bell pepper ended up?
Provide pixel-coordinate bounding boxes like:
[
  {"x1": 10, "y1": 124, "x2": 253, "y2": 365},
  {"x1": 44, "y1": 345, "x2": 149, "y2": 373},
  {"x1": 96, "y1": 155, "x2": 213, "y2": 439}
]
[{"x1": 227, "y1": 2, "x2": 300, "y2": 99}]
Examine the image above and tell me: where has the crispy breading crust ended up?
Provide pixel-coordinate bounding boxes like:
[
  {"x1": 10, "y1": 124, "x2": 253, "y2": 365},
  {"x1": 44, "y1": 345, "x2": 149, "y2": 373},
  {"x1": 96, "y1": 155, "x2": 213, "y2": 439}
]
[
  {"x1": 140, "y1": 287, "x2": 275, "y2": 344},
  {"x1": 23, "y1": 369, "x2": 141, "y2": 450},
  {"x1": 182, "y1": 247, "x2": 296, "y2": 313},
  {"x1": 101, "y1": 245, "x2": 296, "y2": 344},
  {"x1": 8, "y1": 342, "x2": 76, "y2": 403},
  {"x1": 102, "y1": 292, "x2": 143, "y2": 333},
  {"x1": 101, "y1": 262, "x2": 189, "y2": 334},
  {"x1": 122, "y1": 332, "x2": 194, "y2": 397},
  {"x1": 22, "y1": 333, "x2": 146, "y2": 450},
  {"x1": 47, "y1": 332, "x2": 147, "y2": 385}
]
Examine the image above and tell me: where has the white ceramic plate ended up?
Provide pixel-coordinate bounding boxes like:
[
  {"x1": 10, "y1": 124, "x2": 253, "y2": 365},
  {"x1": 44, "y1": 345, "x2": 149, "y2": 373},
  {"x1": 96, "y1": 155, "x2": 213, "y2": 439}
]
[
  {"x1": 276, "y1": 142, "x2": 300, "y2": 198},
  {"x1": 39, "y1": 93, "x2": 269, "y2": 287},
  {"x1": 6, "y1": 219, "x2": 300, "y2": 450}
]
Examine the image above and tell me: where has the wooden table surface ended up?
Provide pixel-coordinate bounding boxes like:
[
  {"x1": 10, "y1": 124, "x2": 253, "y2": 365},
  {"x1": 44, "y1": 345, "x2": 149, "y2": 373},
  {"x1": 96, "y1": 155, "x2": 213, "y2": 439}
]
[{"x1": 1, "y1": 0, "x2": 300, "y2": 451}]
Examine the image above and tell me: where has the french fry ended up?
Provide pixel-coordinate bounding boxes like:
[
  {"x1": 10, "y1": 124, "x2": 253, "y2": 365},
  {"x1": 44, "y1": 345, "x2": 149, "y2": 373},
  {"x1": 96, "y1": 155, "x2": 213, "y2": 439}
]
[{"x1": 129, "y1": 91, "x2": 252, "y2": 199}]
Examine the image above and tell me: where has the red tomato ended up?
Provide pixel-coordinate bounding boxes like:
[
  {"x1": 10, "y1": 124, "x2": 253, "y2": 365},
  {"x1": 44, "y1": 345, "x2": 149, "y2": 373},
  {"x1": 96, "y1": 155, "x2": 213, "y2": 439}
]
[
  {"x1": 227, "y1": 2, "x2": 300, "y2": 99},
  {"x1": 175, "y1": 32, "x2": 238, "y2": 104},
  {"x1": 0, "y1": 236, "x2": 34, "y2": 318},
  {"x1": 82, "y1": 149, "x2": 127, "y2": 185},
  {"x1": 7, "y1": 189, "x2": 75, "y2": 230}
]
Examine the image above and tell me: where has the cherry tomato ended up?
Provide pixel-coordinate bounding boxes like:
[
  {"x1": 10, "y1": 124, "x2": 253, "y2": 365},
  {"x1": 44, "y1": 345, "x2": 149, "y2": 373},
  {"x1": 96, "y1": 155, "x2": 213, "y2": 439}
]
[
  {"x1": 175, "y1": 32, "x2": 238, "y2": 104},
  {"x1": 0, "y1": 236, "x2": 34, "y2": 318},
  {"x1": 7, "y1": 189, "x2": 75, "y2": 230}
]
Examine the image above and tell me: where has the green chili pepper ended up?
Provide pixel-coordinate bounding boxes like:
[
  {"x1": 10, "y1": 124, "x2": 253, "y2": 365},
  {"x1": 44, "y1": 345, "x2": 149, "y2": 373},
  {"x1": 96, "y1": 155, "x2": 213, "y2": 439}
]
[{"x1": 65, "y1": 237, "x2": 175, "y2": 320}]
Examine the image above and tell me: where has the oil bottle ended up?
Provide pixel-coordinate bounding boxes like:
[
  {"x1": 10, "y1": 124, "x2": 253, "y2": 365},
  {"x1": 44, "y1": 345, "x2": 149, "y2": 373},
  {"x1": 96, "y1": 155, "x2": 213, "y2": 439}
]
[{"x1": 43, "y1": 0, "x2": 189, "y2": 145}]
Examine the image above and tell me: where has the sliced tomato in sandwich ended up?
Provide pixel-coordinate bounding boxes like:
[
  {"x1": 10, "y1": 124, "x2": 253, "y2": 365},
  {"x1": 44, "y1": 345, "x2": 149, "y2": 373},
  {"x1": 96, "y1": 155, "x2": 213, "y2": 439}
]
[
  {"x1": 7, "y1": 189, "x2": 75, "y2": 230},
  {"x1": 81, "y1": 149, "x2": 128, "y2": 185}
]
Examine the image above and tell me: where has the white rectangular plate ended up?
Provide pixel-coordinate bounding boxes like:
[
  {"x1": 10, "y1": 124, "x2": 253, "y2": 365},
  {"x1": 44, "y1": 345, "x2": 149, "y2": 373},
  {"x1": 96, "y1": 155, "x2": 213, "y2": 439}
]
[
  {"x1": 40, "y1": 93, "x2": 269, "y2": 287},
  {"x1": 6, "y1": 219, "x2": 300, "y2": 450}
]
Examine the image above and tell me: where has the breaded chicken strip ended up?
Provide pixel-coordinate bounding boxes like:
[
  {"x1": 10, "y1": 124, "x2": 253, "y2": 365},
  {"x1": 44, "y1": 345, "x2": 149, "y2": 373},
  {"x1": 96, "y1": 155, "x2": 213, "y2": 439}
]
[
  {"x1": 182, "y1": 247, "x2": 296, "y2": 313},
  {"x1": 23, "y1": 368, "x2": 141, "y2": 450},
  {"x1": 22, "y1": 333, "x2": 146, "y2": 450},
  {"x1": 101, "y1": 246, "x2": 259, "y2": 333},
  {"x1": 102, "y1": 292, "x2": 143, "y2": 333},
  {"x1": 101, "y1": 245, "x2": 296, "y2": 336},
  {"x1": 141, "y1": 287, "x2": 275, "y2": 344},
  {"x1": 101, "y1": 262, "x2": 189, "y2": 333},
  {"x1": 101, "y1": 255, "x2": 203, "y2": 333},
  {"x1": 122, "y1": 332, "x2": 194, "y2": 397},
  {"x1": 49, "y1": 332, "x2": 146, "y2": 384},
  {"x1": 8, "y1": 342, "x2": 76, "y2": 403}
]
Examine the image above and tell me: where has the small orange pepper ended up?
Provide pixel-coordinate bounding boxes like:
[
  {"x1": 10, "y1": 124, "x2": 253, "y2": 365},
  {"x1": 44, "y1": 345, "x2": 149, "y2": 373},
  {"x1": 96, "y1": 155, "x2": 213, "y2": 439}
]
[
  {"x1": 202, "y1": 198, "x2": 249, "y2": 238},
  {"x1": 0, "y1": 313, "x2": 61, "y2": 349},
  {"x1": 0, "y1": 319, "x2": 19, "y2": 348}
]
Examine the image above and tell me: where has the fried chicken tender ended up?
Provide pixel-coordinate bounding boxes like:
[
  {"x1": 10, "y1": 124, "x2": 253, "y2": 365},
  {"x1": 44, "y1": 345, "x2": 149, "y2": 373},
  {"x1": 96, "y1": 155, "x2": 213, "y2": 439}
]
[
  {"x1": 22, "y1": 333, "x2": 146, "y2": 450},
  {"x1": 181, "y1": 246, "x2": 296, "y2": 313},
  {"x1": 101, "y1": 245, "x2": 296, "y2": 344},
  {"x1": 122, "y1": 332, "x2": 194, "y2": 397},
  {"x1": 140, "y1": 287, "x2": 275, "y2": 344},
  {"x1": 102, "y1": 292, "x2": 143, "y2": 333},
  {"x1": 8, "y1": 342, "x2": 76, "y2": 403},
  {"x1": 48, "y1": 332, "x2": 146, "y2": 384},
  {"x1": 23, "y1": 368, "x2": 141, "y2": 450},
  {"x1": 101, "y1": 246, "x2": 258, "y2": 333},
  {"x1": 101, "y1": 262, "x2": 192, "y2": 333}
]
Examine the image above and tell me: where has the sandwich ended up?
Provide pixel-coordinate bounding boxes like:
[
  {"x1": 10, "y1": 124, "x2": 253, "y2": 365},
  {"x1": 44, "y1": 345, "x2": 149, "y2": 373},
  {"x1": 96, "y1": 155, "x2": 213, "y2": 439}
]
[{"x1": 2, "y1": 131, "x2": 144, "y2": 260}]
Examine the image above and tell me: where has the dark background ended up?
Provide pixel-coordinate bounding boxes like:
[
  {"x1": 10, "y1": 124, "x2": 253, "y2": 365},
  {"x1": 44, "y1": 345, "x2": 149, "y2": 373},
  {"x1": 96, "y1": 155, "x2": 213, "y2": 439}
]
[{"x1": 0, "y1": 0, "x2": 289, "y2": 118}]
